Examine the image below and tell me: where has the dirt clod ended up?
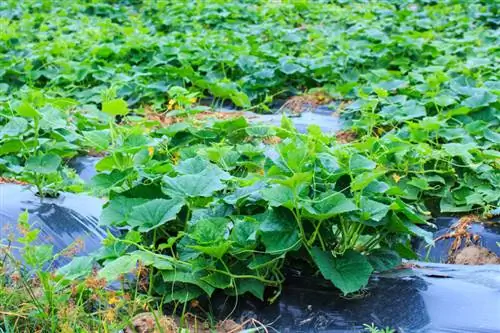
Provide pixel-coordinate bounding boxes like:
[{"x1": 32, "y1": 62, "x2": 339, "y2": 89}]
[
  {"x1": 145, "y1": 107, "x2": 243, "y2": 127},
  {"x1": 279, "y1": 91, "x2": 332, "y2": 115},
  {"x1": 451, "y1": 246, "x2": 500, "y2": 265},
  {"x1": 125, "y1": 312, "x2": 177, "y2": 333},
  {"x1": 335, "y1": 130, "x2": 357, "y2": 143},
  {"x1": 125, "y1": 312, "x2": 245, "y2": 333},
  {"x1": 435, "y1": 214, "x2": 482, "y2": 259},
  {"x1": 0, "y1": 177, "x2": 28, "y2": 185}
]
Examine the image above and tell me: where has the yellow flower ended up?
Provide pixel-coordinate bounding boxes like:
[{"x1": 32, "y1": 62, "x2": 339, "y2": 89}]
[
  {"x1": 105, "y1": 309, "x2": 116, "y2": 321},
  {"x1": 147, "y1": 146, "x2": 154, "y2": 157},
  {"x1": 392, "y1": 174, "x2": 401, "y2": 183},
  {"x1": 172, "y1": 152, "x2": 180, "y2": 165},
  {"x1": 189, "y1": 97, "x2": 197, "y2": 104},
  {"x1": 167, "y1": 99, "x2": 176, "y2": 111},
  {"x1": 108, "y1": 296, "x2": 120, "y2": 305}
]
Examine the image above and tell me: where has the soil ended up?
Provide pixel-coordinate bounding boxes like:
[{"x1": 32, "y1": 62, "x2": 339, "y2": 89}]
[
  {"x1": 435, "y1": 214, "x2": 481, "y2": 257},
  {"x1": 450, "y1": 246, "x2": 500, "y2": 265},
  {"x1": 279, "y1": 91, "x2": 332, "y2": 115},
  {"x1": 125, "y1": 312, "x2": 177, "y2": 333},
  {"x1": 335, "y1": 130, "x2": 357, "y2": 143},
  {"x1": 0, "y1": 177, "x2": 28, "y2": 185},
  {"x1": 145, "y1": 107, "x2": 244, "y2": 127},
  {"x1": 125, "y1": 312, "x2": 243, "y2": 333}
]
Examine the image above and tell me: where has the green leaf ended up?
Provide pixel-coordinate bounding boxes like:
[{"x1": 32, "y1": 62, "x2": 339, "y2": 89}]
[
  {"x1": 98, "y1": 255, "x2": 138, "y2": 282},
  {"x1": 16, "y1": 102, "x2": 40, "y2": 118},
  {"x1": 461, "y1": 90, "x2": 497, "y2": 108},
  {"x1": 128, "y1": 198, "x2": 184, "y2": 232},
  {"x1": 368, "y1": 249, "x2": 401, "y2": 272},
  {"x1": 257, "y1": 209, "x2": 300, "y2": 254},
  {"x1": 162, "y1": 284, "x2": 204, "y2": 303},
  {"x1": 90, "y1": 169, "x2": 132, "y2": 191},
  {"x1": 131, "y1": 250, "x2": 174, "y2": 270},
  {"x1": 161, "y1": 270, "x2": 215, "y2": 296},
  {"x1": 39, "y1": 107, "x2": 67, "y2": 130},
  {"x1": 311, "y1": 248, "x2": 373, "y2": 295},
  {"x1": 23, "y1": 245, "x2": 54, "y2": 268},
  {"x1": 162, "y1": 165, "x2": 229, "y2": 197},
  {"x1": 261, "y1": 184, "x2": 295, "y2": 208},
  {"x1": 317, "y1": 153, "x2": 341, "y2": 173},
  {"x1": 245, "y1": 126, "x2": 276, "y2": 137},
  {"x1": 100, "y1": 197, "x2": 148, "y2": 227},
  {"x1": 391, "y1": 198, "x2": 426, "y2": 224},
  {"x1": 280, "y1": 62, "x2": 305, "y2": 75},
  {"x1": 404, "y1": 221, "x2": 434, "y2": 245},
  {"x1": 442, "y1": 143, "x2": 475, "y2": 164},
  {"x1": 248, "y1": 254, "x2": 282, "y2": 270},
  {"x1": 359, "y1": 197, "x2": 390, "y2": 225},
  {"x1": 231, "y1": 279, "x2": 265, "y2": 300},
  {"x1": 230, "y1": 91, "x2": 251, "y2": 108},
  {"x1": 230, "y1": 216, "x2": 260, "y2": 250},
  {"x1": 0, "y1": 117, "x2": 28, "y2": 138},
  {"x1": 224, "y1": 181, "x2": 265, "y2": 205},
  {"x1": 394, "y1": 242, "x2": 418, "y2": 260},
  {"x1": 189, "y1": 218, "x2": 229, "y2": 244},
  {"x1": 102, "y1": 98, "x2": 129, "y2": 116},
  {"x1": 25, "y1": 153, "x2": 62, "y2": 174},
  {"x1": 57, "y1": 256, "x2": 94, "y2": 280},
  {"x1": 302, "y1": 192, "x2": 357, "y2": 220},
  {"x1": 349, "y1": 154, "x2": 376, "y2": 171},
  {"x1": 0, "y1": 140, "x2": 23, "y2": 156},
  {"x1": 82, "y1": 130, "x2": 110, "y2": 151},
  {"x1": 380, "y1": 100, "x2": 426, "y2": 121},
  {"x1": 201, "y1": 272, "x2": 232, "y2": 289},
  {"x1": 189, "y1": 242, "x2": 232, "y2": 259}
]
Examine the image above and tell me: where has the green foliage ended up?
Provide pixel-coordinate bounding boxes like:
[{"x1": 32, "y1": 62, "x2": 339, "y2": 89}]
[{"x1": 0, "y1": 0, "x2": 498, "y2": 308}]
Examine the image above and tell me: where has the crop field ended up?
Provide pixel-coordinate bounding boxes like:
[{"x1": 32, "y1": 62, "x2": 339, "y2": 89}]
[{"x1": 0, "y1": 0, "x2": 498, "y2": 332}]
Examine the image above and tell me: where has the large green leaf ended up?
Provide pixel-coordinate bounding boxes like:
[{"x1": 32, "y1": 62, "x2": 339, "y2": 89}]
[
  {"x1": 257, "y1": 208, "x2": 300, "y2": 254},
  {"x1": 90, "y1": 169, "x2": 132, "y2": 191},
  {"x1": 128, "y1": 198, "x2": 184, "y2": 232},
  {"x1": 359, "y1": 197, "x2": 390, "y2": 225},
  {"x1": 349, "y1": 154, "x2": 376, "y2": 171},
  {"x1": 188, "y1": 217, "x2": 232, "y2": 258},
  {"x1": 311, "y1": 248, "x2": 373, "y2": 294},
  {"x1": 189, "y1": 242, "x2": 232, "y2": 259},
  {"x1": 0, "y1": 117, "x2": 28, "y2": 138},
  {"x1": 57, "y1": 256, "x2": 95, "y2": 280},
  {"x1": 102, "y1": 98, "x2": 129, "y2": 116},
  {"x1": 25, "y1": 153, "x2": 62, "y2": 174},
  {"x1": 161, "y1": 270, "x2": 215, "y2": 296},
  {"x1": 234, "y1": 279, "x2": 265, "y2": 300},
  {"x1": 100, "y1": 196, "x2": 148, "y2": 227},
  {"x1": 23, "y1": 245, "x2": 53, "y2": 268},
  {"x1": 189, "y1": 217, "x2": 229, "y2": 244},
  {"x1": 461, "y1": 90, "x2": 497, "y2": 108},
  {"x1": 261, "y1": 184, "x2": 295, "y2": 208},
  {"x1": 351, "y1": 171, "x2": 386, "y2": 192},
  {"x1": 98, "y1": 255, "x2": 138, "y2": 282},
  {"x1": 162, "y1": 164, "x2": 229, "y2": 197},
  {"x1": 82, "y1": 130, "x2": 110, "y2": 151},
  {"x1": 230, "y1": 216, "x2": 260, "y2": 251},
  {"x1": 367, "y1": 248, "x2": 401, "y2": 272},
  {"x1": 16, "y1": 102, "x2": 40, "y2": 118},
  {"x1": 131, "y1": 250, "x2": 174, "y2": 270},
  {"x1": 302, "y1": 192, "x2": 357, "y2": 220}
]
